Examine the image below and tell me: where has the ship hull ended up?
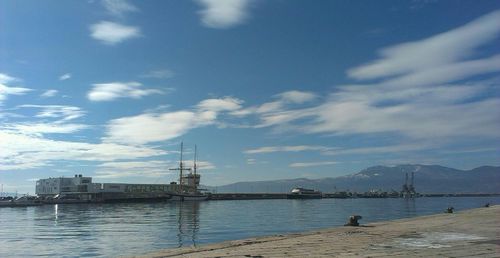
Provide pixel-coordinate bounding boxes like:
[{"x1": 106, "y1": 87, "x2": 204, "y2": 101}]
[
  {"x1": 286, "y1": 194, "x2": 322, "y2": 199},
  {"x1": 169, "y1": 193, "x2": 208, "y2": 201}
]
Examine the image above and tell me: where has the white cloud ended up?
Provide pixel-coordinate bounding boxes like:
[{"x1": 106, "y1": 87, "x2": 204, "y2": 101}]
[
  {"x1": 94, "y1": 159, "x2": 215, "y2": 178},
  {"x1": 2, "y1": 123, "x2": 88, "y2": 135},
  {"x1": 90, "y1": 21, "x2": 140, "y2": 45},
  {"x1": 18, "y1": 104, "x2": 85, "y2": 121},
  {"x1": 196, "y1": 0, "x2": 251, "y2": 29},
  {"x1": 246, "y1": 158, "x2": 267, "y2": 165},
  {"x1": 95, "y1": 160, "x2": 171, "y2": 178},
  {"x1": 40, "y1": 89, "x2": 58, "y2": 98},
  {"x1": 0, "y1": 73, "x2": 17, "y2": 84},
  {"x1": 140, "y1": 69, "x2": 174, "y2": 79},
  {"x1": 104, "y1": 97, "x2": 243, "y2": 145},
  {"x1": 88, "y1": 81, "x2": 162, "y2": 101},
  {"x1": 0, "y1": 73, "x2": 31, "y2": 104},
  {"x1": 289, "y1": 161, "x2": 338, "y2": 168},
  {"x1": 322, "y1": 143, "x2": 434, "y2": 156},
  {"x1": 0, "y1": 130, "x2": 165, "y2": 170},
  {"x1": 245, "y1": 145, "x2": 333, "y2": 154},
  {"x1": 59, "y1": 73, "x2": 71, "y2": 81},
  {"x1": 102, "y1": 0, "x2": 138, "y2": 17},
  {"x1": 230, "y1": 90, "x2": 317, "y2": 118},
  {"x1": 197, "y1": 97, "x2": 243, "y2": 112},
  {"x1": 104, "y1": 111, "x2": 205, "y2": 145},
  {"x1": 276, "y1": 90, "x2": 317, "y2": 104},
  {"x1": 347, "y1": 10, "x2": 500, "y2": 80},
  {"x1": 240, "y1": 11, "x2": 500, "y2": 142}
]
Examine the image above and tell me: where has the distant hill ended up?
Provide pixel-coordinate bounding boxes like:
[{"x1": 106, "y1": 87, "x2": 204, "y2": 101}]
[{"x1": 207, "y1": 165, "x2": 500, "y2": 194}]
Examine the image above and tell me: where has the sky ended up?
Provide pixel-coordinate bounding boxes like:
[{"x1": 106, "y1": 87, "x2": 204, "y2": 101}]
[{"x1": 1, "y1": 0, "x2": 499, "y2": 194}]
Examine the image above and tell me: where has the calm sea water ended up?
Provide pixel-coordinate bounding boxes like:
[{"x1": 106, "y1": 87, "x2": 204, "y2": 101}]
[{"x1": 0, "y1": 196, "x2": 498, "y2": 257}]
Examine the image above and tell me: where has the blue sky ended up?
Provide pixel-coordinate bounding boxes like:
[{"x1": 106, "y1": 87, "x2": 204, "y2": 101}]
[{"x1": 1, "y1": 0, "x2": 499, "y2": 194}]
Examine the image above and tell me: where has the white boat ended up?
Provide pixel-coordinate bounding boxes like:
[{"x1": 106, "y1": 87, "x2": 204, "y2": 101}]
[{"x1": 287, "y1": 188, "x2": 322, "y2": 199}]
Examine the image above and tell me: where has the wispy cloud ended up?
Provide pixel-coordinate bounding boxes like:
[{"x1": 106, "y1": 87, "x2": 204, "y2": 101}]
[
  {"x1": 58, "y1": 73, "x2": 71, "y2": 81},
  {"x1": 140, "y1": 69, "x2": 174, "y2": 79},
  {"x1": 94, "y1": 159, "x2": 215, "y2": 178},
  {"x1": 197, "y1": 97, "x2": 243, "y2": 112},
  {"x1": 347, "y1": 10, "x2": 500, "y2": 80},
  {"x1": 87, "y1": 81, "x2": 163, "y2": 101},
  {"x1": 230, "y1": 90, "x2": 317, "y2": 118},
  {"x1": 238, "y1": 11, "x2": 500, "y2": 143},
  {"x1": 322, "y1": 143, "x2": 434, "y2": 156},
  {"x1": 89, "y1": 21, "x2": 140, "y2": 45},
  {"x1": 18, "y1": 104, "x2": 85, "y2": 121},
  {"x1": 0, "y1": 73, "x2": 17, "y2": 84},
  {"x1": 102, "y1": 0, "x2": 138, "y2": 18},
  {"x1": 196, "y1": 0, "x2": 252, "y2": 29},
  {"x1": 0, "y1": 73, "x2": 32, "y2": 104},
  {"x1": 0, "y1": 130, "x2": 165, "y2": 170},
  {"x1": 2, "y1": 105, "x2": 88, "y2": 136},
  {"x1": 276, "y1": 90, "x2": 317, "y2": 104},
  {"x1": 2, "y1": 123, "x2": 88, "y2": 135},
  {"x1": 245, "y1": 145, "x2": 333, "y2": 154},
  {"x1": 95, "y1": 160, "x2": 172, "y2": 178},
  {"x1": 40, "y1": 89, "x2": 58, "y2": 98},
  {"x1": 289, "y1": 161, "x2": 338, "y2": 168}
]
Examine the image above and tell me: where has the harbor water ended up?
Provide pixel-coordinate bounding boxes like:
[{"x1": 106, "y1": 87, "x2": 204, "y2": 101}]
[{"x1": 0, "y1": 196, "x2": 498, "y2": 257}]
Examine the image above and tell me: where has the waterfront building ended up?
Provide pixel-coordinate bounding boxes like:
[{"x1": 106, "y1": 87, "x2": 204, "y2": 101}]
[{"x1": 35, "y1": 174, "x2": 181, "y2": 201}]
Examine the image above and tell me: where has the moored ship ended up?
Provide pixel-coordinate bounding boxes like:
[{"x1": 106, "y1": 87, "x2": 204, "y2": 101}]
[
  {"x1": 168, "y1": 143, "x2": 209, "y2": 201},
  {"x1": 287, "y1": 187, "x2": 323, "y2": 199}
]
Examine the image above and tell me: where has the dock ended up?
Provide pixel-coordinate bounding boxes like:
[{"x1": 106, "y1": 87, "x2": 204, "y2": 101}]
[{"x1": 137, "y1": 205, "x2": 499, "y2": 258}]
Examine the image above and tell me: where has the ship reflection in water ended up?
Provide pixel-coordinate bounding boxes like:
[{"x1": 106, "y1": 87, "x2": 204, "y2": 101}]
[{"x1": 176, "y1": 201, "x2": 200, "y2": 247}]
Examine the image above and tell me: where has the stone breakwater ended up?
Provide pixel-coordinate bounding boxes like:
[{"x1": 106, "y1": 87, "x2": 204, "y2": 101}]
[{"x1": 136, "y1": 205, "x2": 499, "y2": 258}]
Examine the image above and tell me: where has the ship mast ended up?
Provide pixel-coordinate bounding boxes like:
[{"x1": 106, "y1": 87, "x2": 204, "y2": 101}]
[
  {"x1": 192, "y1": 144, "x2": 199, "y2": 192},
  {"x1": 194, "y1": 145, "x2": 197, "y2": 176},
  {"x1": 169, "y1": 141, "x2": 191, "y2": 192},
  {"x1": 180, "y1": 141, "x2": 184, "y2": 185}
]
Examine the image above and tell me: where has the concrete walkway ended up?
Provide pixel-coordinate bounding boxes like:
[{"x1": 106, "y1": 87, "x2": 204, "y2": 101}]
[{"x1": 137, "y1": 205, "x2": 499, "y2": 258}]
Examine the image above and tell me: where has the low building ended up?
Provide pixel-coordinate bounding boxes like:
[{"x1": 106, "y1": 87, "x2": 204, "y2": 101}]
[{"x1": 35, "y1": 174, "x2": 181, "y2": 201}]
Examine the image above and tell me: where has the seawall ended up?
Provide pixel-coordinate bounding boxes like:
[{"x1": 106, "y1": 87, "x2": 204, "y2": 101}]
[{"x1": 136, "y1": 205, "x2": 499, "y2": 258}]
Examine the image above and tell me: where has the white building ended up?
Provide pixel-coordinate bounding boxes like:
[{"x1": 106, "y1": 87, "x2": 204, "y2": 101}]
[
  {"x1": 35, "y1": 174, "x2": 181, "y2": 201},
  {"x1": 36, "y1": 174, "x2": 101, "y2": 197}
]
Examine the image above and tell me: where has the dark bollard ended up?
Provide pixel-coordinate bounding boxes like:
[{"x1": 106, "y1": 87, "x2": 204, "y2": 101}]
[
  {"x1": 446, "y1": 207, "x2": 454, "y2": 213},
  {"x1": 484, "y1": 203, "x2": 490, "y2": 208},
  {"x1": 344, "y1": 215, "x2": 362, "y2": 226}
]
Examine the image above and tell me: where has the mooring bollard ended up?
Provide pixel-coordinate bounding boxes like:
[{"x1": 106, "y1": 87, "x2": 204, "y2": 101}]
[{"x1": 344, "y1": 215, "x2": 362, "y2": 226}]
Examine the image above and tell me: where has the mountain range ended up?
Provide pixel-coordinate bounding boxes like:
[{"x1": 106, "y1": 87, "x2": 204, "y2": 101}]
[{"x1": 207, "y1": 165, "x2": 500, "y2": 194}]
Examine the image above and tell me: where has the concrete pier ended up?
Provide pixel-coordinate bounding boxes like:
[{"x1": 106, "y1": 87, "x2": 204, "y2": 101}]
[{"x1": 137, "y1": 205, "x2": 499, "y2": 258}]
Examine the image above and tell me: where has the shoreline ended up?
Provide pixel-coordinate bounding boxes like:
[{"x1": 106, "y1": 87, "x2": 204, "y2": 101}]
[{"x1": 136, "y1": 205, "x2": 499, "y2": 258}]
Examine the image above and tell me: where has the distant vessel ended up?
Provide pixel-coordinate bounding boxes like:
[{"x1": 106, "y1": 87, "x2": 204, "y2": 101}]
[
  {"x1": 0, "y1": 195, "x2": 42, "y2": 207},
  {"x1": 168, "y1": 143, "x2": 209, "y2": 201},
  {"x1": 287, "y1": 188, "x2": 322, "y2": 199}
]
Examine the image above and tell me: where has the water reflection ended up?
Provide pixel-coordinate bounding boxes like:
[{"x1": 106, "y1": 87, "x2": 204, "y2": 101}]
[
  {"x1": 54, "y1": 204, "x2": 58, "y2": 224},
  {"x1": 1, "y1": 197, "x2": 498, "y2": 257},
  {"x1": 175, "y1": 202, "x2": 200, "y2": 247},
  {"x1": 402, "y1": 198, "x2": 416, "y2": 216}
]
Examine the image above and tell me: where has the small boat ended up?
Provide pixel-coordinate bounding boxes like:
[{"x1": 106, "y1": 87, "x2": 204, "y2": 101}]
[{"x1": 287, "y1": 187, "x2": 323, "y2": 199}]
